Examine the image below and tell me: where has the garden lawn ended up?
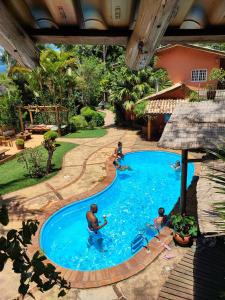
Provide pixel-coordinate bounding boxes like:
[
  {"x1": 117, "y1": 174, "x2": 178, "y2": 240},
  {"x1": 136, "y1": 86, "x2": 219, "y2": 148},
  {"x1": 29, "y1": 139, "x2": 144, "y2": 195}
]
[
  {"x1": 0, "y1": 141, "x2": 77, "y2": 195},
  {"x1": 65, "y1": 128, "x2": 107, "y2": 138}
]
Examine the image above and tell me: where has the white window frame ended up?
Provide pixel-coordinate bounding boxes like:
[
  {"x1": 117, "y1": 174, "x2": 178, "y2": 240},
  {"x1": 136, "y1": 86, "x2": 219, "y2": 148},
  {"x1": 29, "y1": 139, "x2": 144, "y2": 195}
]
[{"x1": 191, "y1": 69, "x2": 208, "y2": 82}]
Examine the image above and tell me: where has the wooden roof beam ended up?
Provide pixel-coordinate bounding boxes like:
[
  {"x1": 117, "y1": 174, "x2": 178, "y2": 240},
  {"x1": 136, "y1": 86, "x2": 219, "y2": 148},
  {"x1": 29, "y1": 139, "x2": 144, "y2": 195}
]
[
  {"x1": 0, "y1": 1, "x2": 39, "y2": 69},
  {"x1": 162, "y1": 26, "x2": 225, "y2": 43},
  {"x1": 125, "y1": 0, "x2": 181, "y2": 70},
  {"x1": 29, "y1": 28, "x2": 131, "y2": 46}
]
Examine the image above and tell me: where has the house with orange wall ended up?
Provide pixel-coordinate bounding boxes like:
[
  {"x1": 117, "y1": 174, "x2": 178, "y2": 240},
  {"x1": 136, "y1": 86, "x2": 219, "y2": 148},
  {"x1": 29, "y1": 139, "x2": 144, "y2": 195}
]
[{"x1": 155, "y1": 44, "x2": 225, "y2": 90}]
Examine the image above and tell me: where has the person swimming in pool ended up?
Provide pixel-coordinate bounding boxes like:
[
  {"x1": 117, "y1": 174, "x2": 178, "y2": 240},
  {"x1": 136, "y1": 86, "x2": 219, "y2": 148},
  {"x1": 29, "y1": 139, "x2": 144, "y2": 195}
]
[
  {"x1": 114, "y1": 141, "x2": 124, "y2": 159},
  {"x1": 86, "y1": 204, "x2": 107, "y2": 250},
  {"x1": 170, "y1": 160, "x2": 181, "y2": 171},
  {"x1": 113, "y1": 158, "x2": 132, "y2": 171},
  {"x1": 146, "y1": 207, "x2": 168, "y2": 233},
  {"x1": 153, "y1": 207, "x2": 169, "y2": 230}
]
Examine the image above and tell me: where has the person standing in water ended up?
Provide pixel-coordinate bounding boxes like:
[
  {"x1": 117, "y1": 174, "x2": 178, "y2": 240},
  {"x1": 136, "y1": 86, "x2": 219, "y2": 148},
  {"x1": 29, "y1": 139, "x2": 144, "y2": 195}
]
[
  {"x1": 86, "y1": 204, "x2": 107, "y2": 250},
  {"x1": 170, "y1": 160, "x2": 181, "y2": 171}
]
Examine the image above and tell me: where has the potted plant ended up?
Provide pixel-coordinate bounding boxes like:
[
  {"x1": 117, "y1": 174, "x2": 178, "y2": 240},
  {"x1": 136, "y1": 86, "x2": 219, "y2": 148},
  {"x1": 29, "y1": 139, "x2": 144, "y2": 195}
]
[
  {"x1": 170, "y1": 213, "x2": 198, "y2": 246},
  {"x1": 206, "y1": 84, "x2": 216, "y2": 100},
  {"x1": 15, "y1": 138, "x2": 25, "y2": 150}
]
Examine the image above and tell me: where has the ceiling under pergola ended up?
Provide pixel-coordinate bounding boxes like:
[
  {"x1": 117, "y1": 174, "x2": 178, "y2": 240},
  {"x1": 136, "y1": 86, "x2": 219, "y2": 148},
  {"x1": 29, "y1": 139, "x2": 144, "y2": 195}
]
[{"x1": 2, "y1": 0, "x2": 225, "y2": 70}]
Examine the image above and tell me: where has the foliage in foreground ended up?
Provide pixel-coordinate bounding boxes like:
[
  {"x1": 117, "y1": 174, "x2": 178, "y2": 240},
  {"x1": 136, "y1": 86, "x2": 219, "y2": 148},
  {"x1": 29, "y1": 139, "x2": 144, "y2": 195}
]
[{"x1": 0, "y1": 205, "x2": 70, "y2": 298}]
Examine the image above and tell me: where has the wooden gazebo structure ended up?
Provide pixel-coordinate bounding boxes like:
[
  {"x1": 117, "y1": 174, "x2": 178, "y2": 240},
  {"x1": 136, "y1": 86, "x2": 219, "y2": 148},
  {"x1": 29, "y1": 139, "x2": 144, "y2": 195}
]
[
  {"x1": 3, "y1": 1, "x2": 225, "y2": 71},
  {"x1": 17, "y1": 105, "x2": 69, "y2": 136},
  {"x1": 158, "y1": 101, "x2": 225, "y2": 214}
]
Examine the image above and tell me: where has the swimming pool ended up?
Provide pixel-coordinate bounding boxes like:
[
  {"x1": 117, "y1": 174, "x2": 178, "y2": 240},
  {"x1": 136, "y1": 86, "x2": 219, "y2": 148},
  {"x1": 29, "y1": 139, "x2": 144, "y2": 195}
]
[{"x1": 40, "y1": 151, "x2": 194, "y2": 271}]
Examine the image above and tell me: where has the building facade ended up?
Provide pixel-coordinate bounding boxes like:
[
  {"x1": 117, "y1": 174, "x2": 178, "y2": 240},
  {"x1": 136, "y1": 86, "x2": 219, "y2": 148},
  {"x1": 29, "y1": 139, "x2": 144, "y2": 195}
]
[{"x1": 155, "y1": 44, "x2": 225, "y2": 90}]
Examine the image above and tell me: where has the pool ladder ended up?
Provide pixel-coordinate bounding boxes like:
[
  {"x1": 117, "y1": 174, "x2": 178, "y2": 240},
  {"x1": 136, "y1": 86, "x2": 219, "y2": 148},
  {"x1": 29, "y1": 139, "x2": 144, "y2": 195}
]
[{"x1": 131, "y1": 234, "x2": 148, "y2": 254}]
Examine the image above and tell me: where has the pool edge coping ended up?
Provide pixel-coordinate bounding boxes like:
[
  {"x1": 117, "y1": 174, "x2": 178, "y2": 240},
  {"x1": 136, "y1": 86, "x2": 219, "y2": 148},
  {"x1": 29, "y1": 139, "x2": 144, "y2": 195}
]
[{"x1": 29, "y1": 149, "x2": 200, "y2": 289}]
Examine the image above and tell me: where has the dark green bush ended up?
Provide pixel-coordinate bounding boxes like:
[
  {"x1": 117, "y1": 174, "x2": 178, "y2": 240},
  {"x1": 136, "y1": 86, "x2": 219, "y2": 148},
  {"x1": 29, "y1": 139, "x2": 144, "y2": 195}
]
[
  {"x1": 80, "y1": 106, "x2": 104, "y2": 126},
  {"x1": 44, "y1": 130, "x2": 58, "y2": 141},
  {"x1": 92, "y1": 111, "x2": 104, "y2": 126},
  {"x1": 88, "y1": 119, "x2": 97, "y2": 129},
  {"x1": 80, "y1": 106, "x2": 95, "y2": 122},
  {"x1": 69, "y1": 115, "x2": 88, "y2": 130}
]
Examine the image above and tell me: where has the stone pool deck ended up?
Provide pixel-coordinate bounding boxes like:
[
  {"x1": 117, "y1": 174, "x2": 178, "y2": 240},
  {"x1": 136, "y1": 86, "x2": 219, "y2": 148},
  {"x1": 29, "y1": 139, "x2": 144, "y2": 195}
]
[{"x1": 0, "y1": 112, "x2": 202, "y2": 299}]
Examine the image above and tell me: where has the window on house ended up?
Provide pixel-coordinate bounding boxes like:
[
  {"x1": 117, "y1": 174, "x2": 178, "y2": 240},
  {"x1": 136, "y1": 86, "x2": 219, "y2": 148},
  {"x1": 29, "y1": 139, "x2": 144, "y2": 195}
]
[{"x1": 191, "y1": 69, "x2": 207, "y2": 82}]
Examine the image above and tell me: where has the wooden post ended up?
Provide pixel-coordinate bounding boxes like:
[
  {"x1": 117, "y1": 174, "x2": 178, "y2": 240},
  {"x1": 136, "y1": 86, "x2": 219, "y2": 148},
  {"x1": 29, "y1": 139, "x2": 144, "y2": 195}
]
[
  {"x1": 147, "y1": 116, "x2": 152, "y2": 141},
  {"x1": 29, "y1": 110, "x2": 33, "y2": 125},
  {"x1": 56, "y1": 106, "x2": 61, "y2": 136},
  {"x1": 18, "y1": 107, "x2": 24, "y2": 132},
  {"x1": 180, "y1": 149, "x2": 188, "y2": 214}
]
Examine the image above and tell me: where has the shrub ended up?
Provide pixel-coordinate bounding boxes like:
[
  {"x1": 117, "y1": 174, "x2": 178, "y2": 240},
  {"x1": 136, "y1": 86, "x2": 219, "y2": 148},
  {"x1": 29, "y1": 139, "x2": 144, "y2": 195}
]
[
  {"x1": 15, "y1": 138, "x2": 24, "y2": 146},
  {"x1": 69, "y1": 115, "x2": 88, "y2": 130},
  {"x1": 88, "y1": 119, "x2": 97, "y2": 129},
  {"x1": 18, "y1": 148, "x2": 45, "y2": 178},
  {"x1": 44, "y1": 130, "x2": 58, "y2": 141},
  {"x1": 80, "y1": 106, "x2": 104, "y2": 126},
  {"x1": 170, "y1": 214, "x2": 198, "y2": 238},
  {"x1": 92, "y1": 111, "x2": 104, "y2": 126},
  {"x1": 80, "y1": 106, "x2": 95, "y2": 122}
]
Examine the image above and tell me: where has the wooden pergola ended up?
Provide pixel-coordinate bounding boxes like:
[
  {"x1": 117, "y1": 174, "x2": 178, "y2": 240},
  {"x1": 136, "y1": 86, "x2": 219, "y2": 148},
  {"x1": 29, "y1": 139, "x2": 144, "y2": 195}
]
[
  {"x1": 158, "y1": 101, "x2": 225, "y2": 214},
  {"x1": 3, "y1": 1, "x2": 225, "y2": 70},
  {"x1": 17, "y1": 105, "x2": 69, "y2": 136}
]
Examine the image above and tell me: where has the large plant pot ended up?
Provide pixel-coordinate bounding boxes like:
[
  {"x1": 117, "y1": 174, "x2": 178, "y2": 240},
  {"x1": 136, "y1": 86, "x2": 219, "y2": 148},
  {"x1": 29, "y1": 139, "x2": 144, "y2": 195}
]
[
  {"x1": 173, "y1": 232, "x2": 192, "y2": 246},
  {"x1": 207, "y1": 90, "x2": 216, "y2": 100},
  {"x1": 16, "y1": 144, "x2": 24, "y2": 150}
]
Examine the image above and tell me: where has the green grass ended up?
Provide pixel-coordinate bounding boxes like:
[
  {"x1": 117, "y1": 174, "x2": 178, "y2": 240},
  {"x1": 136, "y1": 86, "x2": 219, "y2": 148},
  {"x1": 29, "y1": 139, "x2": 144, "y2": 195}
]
[
  {"x1": 65, "y1": 128, "x2": 107, "y2": 138},
  {"x1": 0, "y1": 141, "x2": 77, "y2": 195}
]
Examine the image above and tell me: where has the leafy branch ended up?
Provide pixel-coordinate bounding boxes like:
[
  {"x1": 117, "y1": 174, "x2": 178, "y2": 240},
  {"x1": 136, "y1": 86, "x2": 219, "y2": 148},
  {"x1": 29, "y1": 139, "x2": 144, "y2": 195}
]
[{"x1": 0, "y1": 204, "x2": 70, "y2": 299}]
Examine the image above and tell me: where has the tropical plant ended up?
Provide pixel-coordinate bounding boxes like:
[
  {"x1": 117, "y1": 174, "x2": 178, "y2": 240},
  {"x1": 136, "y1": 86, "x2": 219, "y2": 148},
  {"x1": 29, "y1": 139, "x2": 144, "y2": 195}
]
[
  {"x1": 69, "y1": 115, "x2": 88, "y2": 131},
  {"x1": 81, "y1": 107, "x2": 104, "y2": 126},
  {"x1": 88, "y1": 119, "x2": 97, "y2": 129},
  {"x1": 189, "y1": 91, "x2": 200, "y2": 102},
  {"x1": 75, "y1": 57, "x2": 105, "y2": 106},
  {"x1": 92, "y1": 112, "x2": 104, "y2": 127},
  {"x1": 0, "y1": 74, "x2": 22, "y2": 128},
  {"x1": 9, "y1": 49, "x2": 79, "y2": 111},
  {"x1": 43, "y1": 130, "x2": 58, "y2": 141},
  {"x1": 170, "y1": 214, "x2": 198, "y2": 238},
  {"x1": 80, "y1": 106, "x2": 95, "y2": 122},
  {"x1": 42, "y1": 132, "x2": 58, "y2": 174},
  {"x1": 133, "y1": 101, "x2": 147, "y2": 118},
  {"x1": 109, "y1": 56, "x2": 171, "y2": 124},
  {"x1": 0, "y1": 204, "x2": 70, "y2": 298},
  {"x1": 18, "y1": 148, "x2": 45, "y2": 178}
]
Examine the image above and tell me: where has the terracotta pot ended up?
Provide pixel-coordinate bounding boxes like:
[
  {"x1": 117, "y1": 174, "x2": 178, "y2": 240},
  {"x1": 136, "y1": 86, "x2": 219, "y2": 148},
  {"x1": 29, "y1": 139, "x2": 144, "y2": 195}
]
[
  {"x1": 173, "y1": 232, "x2": 192, "y2": 246},
  {"x1": 16, "y1": 144, "x2": 24, "y2": 150}
]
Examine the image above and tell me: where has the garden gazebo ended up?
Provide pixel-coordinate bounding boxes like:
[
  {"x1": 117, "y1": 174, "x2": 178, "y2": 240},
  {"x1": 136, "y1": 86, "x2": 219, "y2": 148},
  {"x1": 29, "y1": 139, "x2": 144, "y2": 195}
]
[
  {"x1": 158, "y1": 101, "x2": 225, "y2": 215},
  {"x1": 17, "y1": 105, "x2": 69, "y2": 136}
]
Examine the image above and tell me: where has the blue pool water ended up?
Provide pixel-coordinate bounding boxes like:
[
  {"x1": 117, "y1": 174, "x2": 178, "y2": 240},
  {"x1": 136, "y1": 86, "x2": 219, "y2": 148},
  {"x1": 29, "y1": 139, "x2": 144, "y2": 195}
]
[{"x1": 40, "y1": 151, "x2": 194, "y2": 271}]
